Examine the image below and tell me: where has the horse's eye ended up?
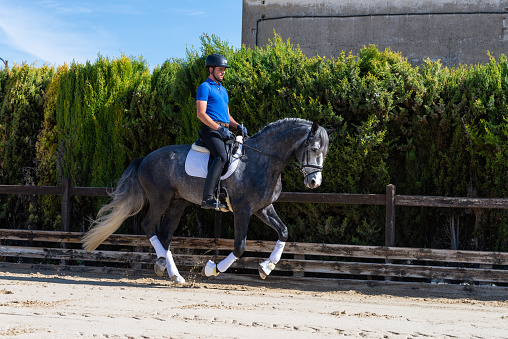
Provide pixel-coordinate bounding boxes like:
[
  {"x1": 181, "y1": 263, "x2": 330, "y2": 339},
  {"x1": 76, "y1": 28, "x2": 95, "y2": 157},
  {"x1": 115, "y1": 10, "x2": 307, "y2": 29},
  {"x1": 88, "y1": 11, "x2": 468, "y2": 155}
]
[{"x1": 311, "y1": 146, "x2": 319, "y2": 152}]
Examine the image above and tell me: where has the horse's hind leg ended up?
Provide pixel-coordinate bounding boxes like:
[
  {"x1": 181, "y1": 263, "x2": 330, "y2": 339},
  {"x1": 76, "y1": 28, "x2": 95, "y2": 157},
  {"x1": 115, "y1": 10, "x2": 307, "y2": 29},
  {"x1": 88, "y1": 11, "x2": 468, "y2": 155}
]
[
  {"x1": 152, "y1": 199, "x2": 188, "y2": 280},
  {"x1": 254, "y1": 204, "x2": 288, "y2": 279},
  {"x1": 141, "y1": 194, "x2": 184, "y2": 283}
]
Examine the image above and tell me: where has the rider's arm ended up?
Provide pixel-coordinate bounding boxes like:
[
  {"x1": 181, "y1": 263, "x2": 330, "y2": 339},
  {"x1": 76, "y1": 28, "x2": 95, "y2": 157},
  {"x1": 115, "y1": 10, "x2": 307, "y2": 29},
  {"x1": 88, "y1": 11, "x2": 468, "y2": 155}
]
[
  {"x1": 196, "y1": 100, "x2": 221, "y2": 130},
  {"x1": 228, "y1": 107, "x2": 240, "y2": 129}
]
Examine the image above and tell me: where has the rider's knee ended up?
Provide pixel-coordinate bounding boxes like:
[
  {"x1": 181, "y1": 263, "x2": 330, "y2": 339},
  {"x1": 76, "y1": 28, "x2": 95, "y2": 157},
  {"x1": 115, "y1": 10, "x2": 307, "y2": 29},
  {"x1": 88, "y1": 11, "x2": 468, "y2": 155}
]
[{"x1": 218, "y1": 155, "x2": 228, "y2": 166}]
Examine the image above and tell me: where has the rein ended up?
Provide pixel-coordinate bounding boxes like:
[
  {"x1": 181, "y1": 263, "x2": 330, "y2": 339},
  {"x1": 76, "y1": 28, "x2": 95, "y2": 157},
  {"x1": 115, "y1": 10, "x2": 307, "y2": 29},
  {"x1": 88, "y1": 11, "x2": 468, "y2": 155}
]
[{"x1": 237, "y1": 142, "x2": 302, "y2": 171}]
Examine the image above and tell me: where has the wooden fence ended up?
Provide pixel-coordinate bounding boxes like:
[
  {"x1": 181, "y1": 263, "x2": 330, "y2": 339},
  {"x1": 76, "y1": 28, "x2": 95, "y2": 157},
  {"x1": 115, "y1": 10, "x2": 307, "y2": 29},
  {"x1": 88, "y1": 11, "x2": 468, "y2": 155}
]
[
  {"x1": 1, "y1": 229, "x2": 508, "y2": 286},
  {"x1": 2, "y1": 180, "x2": 508, "y2": 247},
  {"x1": 1, "y1": 181, "x2": 508, "y2": 286}
]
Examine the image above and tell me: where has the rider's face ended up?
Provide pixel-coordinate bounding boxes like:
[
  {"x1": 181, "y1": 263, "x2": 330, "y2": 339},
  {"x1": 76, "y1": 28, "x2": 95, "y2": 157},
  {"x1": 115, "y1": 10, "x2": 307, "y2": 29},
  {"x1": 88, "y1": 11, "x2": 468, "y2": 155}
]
[{"x1": 211, "y1": 66, "x2": 226, "y2": 81}]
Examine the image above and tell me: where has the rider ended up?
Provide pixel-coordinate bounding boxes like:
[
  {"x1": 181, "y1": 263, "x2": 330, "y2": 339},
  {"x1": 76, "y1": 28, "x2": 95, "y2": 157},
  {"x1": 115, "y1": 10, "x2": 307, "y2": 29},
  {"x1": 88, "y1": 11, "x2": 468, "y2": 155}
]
[{"x1": 196, "y1": 54, "x2": 248, "y2": 209}]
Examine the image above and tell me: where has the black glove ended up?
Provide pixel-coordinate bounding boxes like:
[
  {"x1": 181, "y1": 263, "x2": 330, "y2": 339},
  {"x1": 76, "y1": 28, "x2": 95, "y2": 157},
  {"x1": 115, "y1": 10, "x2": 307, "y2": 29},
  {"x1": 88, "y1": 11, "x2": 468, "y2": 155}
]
[
  {"x1": 237, "y1": 125, "x2": 248, "y2": 136},
  {"x1": 218, "y1": 126, "x2": 234, "y2": 140}
]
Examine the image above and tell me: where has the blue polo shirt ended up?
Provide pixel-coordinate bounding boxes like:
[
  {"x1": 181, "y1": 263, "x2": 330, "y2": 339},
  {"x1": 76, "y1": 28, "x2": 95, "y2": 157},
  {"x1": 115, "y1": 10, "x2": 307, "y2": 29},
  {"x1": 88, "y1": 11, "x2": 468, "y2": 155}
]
[{"x1": 196, "y1": 78, "x2": 229, "y2": 123}]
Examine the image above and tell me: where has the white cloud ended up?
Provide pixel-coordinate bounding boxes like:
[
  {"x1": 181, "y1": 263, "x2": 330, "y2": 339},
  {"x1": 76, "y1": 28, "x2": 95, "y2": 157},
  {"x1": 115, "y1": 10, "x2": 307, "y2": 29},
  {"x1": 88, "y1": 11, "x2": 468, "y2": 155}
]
[
  {"x1": 0, "y1": 0, "x2": 241, "y2": 68},
  {"x1": 168, "y1": 7, "x2": 206, "y2": 17},
  {"x1": 0, "y1": 1, "x2": 115, "y2": 66},
  {"x1": 38, "y1": 0, "x2": 93, "y2": 15}
]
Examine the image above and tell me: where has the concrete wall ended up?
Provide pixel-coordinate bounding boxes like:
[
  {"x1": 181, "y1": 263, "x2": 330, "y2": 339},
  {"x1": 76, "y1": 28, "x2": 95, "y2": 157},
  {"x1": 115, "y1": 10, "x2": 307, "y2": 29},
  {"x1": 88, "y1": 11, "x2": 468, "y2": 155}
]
[{"x1": 242, "y1": 0, "x2": 508, "y2": 66}]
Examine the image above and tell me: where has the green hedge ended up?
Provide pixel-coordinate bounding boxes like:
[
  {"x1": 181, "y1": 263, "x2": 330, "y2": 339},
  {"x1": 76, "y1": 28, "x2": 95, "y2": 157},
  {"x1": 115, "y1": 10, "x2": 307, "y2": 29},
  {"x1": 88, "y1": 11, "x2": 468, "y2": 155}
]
[
  {"x1": 0, "y1": 64, "x2": 54, "y2": 229},
  {"x1": 1, "y1": 34, "x2": 507, "y2": 251}
]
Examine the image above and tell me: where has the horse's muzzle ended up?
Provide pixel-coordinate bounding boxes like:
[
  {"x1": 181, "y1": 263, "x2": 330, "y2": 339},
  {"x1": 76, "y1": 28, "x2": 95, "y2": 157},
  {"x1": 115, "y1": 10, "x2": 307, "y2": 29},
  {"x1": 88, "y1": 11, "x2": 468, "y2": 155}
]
[{"x1": 304, "y1": 172, "x2": 322, "y2": 189}]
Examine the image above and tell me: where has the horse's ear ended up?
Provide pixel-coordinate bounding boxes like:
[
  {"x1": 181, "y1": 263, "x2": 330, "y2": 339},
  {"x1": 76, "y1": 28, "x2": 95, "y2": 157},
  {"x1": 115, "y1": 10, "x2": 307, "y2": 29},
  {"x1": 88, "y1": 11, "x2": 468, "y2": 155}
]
[
  {"x1": 326, "y1": 128, "x2": 336, "y2": 135},
  {"x1": 311, "y1": 121, "x2": 319, "y2": 133}
]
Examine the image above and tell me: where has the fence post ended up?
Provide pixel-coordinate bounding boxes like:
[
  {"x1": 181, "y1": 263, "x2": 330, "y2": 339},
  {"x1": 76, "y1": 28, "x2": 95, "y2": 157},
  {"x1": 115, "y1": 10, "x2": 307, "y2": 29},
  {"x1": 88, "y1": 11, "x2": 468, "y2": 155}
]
[
  {"x1": 385, "y1": 184, "x2": 396, "y2": 247},
  {"x1": 61, "y1": 178, "x2": 71, "y2": 233},
  {"x1": 385, "y1": 184, "x2": 396, "y2": 281},
  {"x1": 60, "y1": 178, "x2": 71, "y2": 261}
]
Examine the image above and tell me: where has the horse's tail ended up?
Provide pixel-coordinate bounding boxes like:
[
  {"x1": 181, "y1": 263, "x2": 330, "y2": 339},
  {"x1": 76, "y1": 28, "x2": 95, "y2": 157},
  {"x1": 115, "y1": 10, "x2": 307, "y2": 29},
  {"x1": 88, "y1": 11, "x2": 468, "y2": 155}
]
[{"x1": 81, "y1": 157, "x2": 146, "y2": 252}]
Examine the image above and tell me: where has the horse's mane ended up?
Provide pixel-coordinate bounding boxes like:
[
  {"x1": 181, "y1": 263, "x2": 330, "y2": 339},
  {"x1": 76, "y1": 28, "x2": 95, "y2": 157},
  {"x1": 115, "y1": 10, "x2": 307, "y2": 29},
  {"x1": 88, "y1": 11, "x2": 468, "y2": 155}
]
[
  {"x1": 251, "y1": 118, "x2": 312, "y2": 139},
  {"x1": 251, "y1": 118, "x2": 329, "y2": 149}
]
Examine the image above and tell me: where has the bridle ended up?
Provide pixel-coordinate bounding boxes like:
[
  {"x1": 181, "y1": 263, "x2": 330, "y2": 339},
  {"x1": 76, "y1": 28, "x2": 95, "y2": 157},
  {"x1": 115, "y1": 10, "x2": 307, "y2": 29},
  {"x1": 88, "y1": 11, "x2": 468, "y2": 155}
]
[
  {"x1": 236, "y1": 126, "x2": 324, "y2": 179},
  {"x1": 297, "y1": 129, "x2": 324, "y2": 178}
]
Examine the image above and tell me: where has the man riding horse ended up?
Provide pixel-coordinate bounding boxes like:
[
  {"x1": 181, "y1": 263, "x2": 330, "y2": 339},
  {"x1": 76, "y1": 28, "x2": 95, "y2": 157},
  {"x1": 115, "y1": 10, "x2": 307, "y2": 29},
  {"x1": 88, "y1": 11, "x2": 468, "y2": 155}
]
[
  {"x1": 196, "y1": 54, "x2": 248, "y2": 210},
  {"x1": 82, "y1": 55, "x2": 330, "y2": 284}
]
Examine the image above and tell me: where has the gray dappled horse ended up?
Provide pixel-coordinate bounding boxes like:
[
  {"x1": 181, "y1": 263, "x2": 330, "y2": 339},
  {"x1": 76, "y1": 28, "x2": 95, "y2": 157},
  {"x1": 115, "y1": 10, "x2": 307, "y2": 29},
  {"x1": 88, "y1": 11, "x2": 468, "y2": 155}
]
[{"x1": 82, "y1": 118, "x2": 330, "y2": 283}]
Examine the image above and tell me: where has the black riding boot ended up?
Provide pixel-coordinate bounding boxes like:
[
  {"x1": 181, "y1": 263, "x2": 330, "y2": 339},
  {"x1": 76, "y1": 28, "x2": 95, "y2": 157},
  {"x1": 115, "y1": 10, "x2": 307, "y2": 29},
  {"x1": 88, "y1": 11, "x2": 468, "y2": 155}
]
[{"x1": 201, "y1": 157, "x2": 226, "y2": 210}]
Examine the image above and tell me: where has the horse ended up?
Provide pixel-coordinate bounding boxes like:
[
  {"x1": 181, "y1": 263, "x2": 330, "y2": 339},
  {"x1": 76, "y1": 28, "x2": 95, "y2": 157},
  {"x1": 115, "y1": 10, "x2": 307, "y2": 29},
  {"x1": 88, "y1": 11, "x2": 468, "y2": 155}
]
[{"x1": 81, "y1": 118, "x2": 330, "y2": 284}]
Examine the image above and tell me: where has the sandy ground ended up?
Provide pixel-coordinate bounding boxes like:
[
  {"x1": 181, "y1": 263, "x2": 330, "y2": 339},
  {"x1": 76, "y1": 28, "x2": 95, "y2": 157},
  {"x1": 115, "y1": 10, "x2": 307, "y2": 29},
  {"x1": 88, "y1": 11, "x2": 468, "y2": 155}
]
[{"x1": 1, "y1": 267, "x2": 508, "y2": 339}]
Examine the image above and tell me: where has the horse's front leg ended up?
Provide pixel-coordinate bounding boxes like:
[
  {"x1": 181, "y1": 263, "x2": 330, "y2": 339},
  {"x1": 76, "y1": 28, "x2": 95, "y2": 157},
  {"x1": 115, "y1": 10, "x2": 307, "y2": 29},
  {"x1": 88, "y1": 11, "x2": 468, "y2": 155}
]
[
  {"x1": 254, "y1": 204, "x2": 288, "y2": 279},
  {"x1": 202, "y1": 207, "x2": 251, "y2": 277}
]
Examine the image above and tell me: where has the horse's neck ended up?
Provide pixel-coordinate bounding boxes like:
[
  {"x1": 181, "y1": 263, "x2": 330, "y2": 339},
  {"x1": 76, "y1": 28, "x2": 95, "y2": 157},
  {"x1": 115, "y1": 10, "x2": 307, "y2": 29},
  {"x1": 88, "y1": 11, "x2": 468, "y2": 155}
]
[{"x1": 251, "y1": 122, "x2": 308, "y2": 163}]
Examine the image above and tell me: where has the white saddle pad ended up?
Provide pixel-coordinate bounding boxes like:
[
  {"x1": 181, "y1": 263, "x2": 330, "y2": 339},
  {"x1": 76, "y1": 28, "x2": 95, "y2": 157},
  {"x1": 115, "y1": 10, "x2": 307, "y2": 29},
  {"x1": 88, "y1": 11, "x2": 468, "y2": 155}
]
[{"x1": 185, "y1": 145, "x2": 243, "y2": 180}]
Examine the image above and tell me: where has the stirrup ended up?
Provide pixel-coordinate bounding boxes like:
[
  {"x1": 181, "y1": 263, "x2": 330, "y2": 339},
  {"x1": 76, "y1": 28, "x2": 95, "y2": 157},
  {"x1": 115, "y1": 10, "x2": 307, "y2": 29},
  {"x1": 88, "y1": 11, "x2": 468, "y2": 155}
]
[{"x1": 201, "y1": 197, "x2": 226, "y2": 210}]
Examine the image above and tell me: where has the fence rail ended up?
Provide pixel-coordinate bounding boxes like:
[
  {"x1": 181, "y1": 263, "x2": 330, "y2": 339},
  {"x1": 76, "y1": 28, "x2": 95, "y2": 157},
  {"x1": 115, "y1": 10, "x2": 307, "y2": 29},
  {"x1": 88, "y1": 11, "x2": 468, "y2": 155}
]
[
  {"x1": 2, "y1": 181, "x2": 508, "y2": 248},
  {"x1": 1, "y1": 229, "x2": 508, "y2": 285}
]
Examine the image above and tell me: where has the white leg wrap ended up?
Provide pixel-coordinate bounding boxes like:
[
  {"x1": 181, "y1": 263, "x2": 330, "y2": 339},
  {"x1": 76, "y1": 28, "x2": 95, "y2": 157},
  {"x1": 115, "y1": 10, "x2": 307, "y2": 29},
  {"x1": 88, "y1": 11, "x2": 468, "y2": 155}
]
[
  {"x1": 269, "y1": 240, "x2": 286, "y2": 264},
  {"x1": 149, "y1": 235, "x2": 167, "y2": 259},
  {"x1": 165, "y1": 249, "x2": 180, "y2": 278},
  {"x1": 217, "y1": 252, "x2": 238, "y2": 273}
]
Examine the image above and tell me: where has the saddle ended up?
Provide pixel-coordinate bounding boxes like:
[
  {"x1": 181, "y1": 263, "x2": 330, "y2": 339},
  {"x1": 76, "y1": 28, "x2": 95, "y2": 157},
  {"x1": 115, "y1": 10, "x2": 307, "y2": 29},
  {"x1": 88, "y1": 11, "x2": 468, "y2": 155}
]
[
  {"x1": 185, "y1": 133, "x2": 243, "y2": 212},
  {"x1": 191, "y1": 133, "x2": 240, "y2": 175}
]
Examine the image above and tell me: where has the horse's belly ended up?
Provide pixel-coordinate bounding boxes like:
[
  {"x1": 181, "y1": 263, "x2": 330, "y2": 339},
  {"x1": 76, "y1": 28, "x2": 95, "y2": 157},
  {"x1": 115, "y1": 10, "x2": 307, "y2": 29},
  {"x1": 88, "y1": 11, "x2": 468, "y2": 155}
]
[{"x1": 173, "y1": 177, "x2": 205, "y2": 205}]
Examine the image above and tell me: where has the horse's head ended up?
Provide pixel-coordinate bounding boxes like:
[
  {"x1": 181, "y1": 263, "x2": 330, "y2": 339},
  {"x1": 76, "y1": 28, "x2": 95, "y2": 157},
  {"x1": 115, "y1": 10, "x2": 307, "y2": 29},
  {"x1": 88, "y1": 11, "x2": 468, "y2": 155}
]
[{"x1": 295, "y1": 121, "x2": 330, "y2": 189}]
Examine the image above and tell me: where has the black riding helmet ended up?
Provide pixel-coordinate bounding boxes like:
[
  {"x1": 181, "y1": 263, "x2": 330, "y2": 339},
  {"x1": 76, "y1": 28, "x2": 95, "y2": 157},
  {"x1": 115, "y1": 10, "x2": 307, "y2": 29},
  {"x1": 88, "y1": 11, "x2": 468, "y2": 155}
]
[{"x1": 205, "y1": 54, "x2": 230, "y2": 69}]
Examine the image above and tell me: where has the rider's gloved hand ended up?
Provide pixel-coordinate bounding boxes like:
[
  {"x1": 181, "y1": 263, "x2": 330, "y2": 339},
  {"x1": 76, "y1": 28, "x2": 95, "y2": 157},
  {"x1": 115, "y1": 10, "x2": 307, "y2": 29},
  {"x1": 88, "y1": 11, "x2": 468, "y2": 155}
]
[
  {"x1": 218, "y1": 126, "x2": 234, "y2": 140},
  {"x1": 237, "y1": 125, "x2": 248, "y2": 136}
]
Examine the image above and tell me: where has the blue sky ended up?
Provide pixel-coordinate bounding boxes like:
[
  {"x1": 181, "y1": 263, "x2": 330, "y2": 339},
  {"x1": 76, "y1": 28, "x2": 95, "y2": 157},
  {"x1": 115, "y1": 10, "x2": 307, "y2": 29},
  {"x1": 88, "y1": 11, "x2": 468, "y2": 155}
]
[{"x1": 0, "y1": 0, "x2": 242, "y2": 69}]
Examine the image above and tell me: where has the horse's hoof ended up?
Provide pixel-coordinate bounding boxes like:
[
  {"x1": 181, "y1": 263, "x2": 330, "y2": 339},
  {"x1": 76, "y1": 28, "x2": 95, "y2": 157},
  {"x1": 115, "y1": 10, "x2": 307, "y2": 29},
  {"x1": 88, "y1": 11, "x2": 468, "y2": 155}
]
[
  {"x1": 172, "y1": 274, "x2": 185, "y2": 284},
  {"x1": 259, "y1": 259, "x2": 276, "y2": 279},
  {"x1": 202, "y1": 260, "x2": 220, "y2": 277},
  {"x1": 154, "y1": 257, "x2": 166, "y2": 277},
  {"x1": 258, "y1": 266, "x2": 268, "y2": 280}
]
